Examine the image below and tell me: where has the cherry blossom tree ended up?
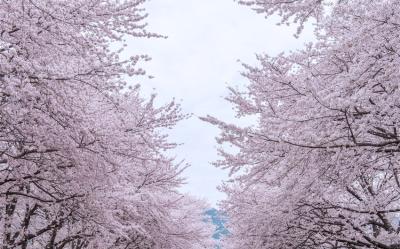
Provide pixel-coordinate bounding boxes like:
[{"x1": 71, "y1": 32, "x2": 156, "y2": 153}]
[
  {"x1": 205, "y1": 0, "x2": 400, "y2": 248},
  {"x1": 0, "y1": 1, "x2": 212, "y2": 248}
]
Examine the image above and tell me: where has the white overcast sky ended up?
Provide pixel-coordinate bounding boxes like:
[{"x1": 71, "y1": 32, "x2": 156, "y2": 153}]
[{"x1": 124, "y1": 0, "x2": 314, "y2": 206}]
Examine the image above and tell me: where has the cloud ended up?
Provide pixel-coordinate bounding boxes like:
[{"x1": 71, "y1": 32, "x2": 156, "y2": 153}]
[{"x1": 123, "y1": 0, "x2": 314, "y2": 205}]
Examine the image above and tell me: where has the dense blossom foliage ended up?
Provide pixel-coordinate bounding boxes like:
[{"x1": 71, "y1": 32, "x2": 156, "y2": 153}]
[
  {"x1": 205, "y1": 0, "x2": 400, "y2": 248},
  {"x1": 0, "y1": 1, "x2": 212, "y2": 248}
]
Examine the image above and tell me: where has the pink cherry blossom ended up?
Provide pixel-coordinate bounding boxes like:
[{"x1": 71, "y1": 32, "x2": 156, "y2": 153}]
[
  {"x1": 205, "y1": 0, "x2": 400, "y2": 248},
  {"x1": 0, "y1": 1, "x2": 212, "y2": 248}
]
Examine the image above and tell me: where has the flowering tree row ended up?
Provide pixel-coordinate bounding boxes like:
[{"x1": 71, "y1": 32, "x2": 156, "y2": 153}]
[
  {"x1": 0, "y1": 1, "x2": 212, "y2": 248},
  {"x1": 206, "y1": 0, "x2": 400, "y2": 248}
]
